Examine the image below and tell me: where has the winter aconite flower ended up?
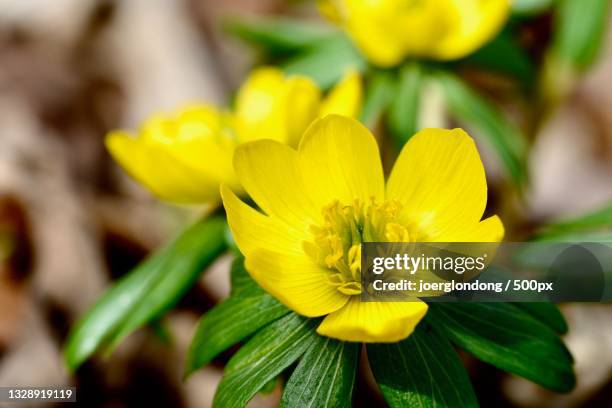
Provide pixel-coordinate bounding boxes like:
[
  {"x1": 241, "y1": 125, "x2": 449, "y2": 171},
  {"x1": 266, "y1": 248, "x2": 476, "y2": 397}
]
[
  {"x1": 222, "y1": 115, "x2": 504, "y2": 342},
  {"x1": 105, "y1": 68, "x2": 362, "y2": 204},
  {"x1": 318, "y1": 0, "x2": 510, "y2": 67}
]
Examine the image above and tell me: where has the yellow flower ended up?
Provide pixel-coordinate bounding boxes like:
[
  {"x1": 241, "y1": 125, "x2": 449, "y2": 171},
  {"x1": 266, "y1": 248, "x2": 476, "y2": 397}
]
[
  {"x1": 319, "y1": 0, "x2": 511, "y2": 67},
  {"x1": 106, "y1": 68, "x2": 362, "y2": 204},
  {"x1": 222, "y1": 115, "x2": 504, "y2": 342}
]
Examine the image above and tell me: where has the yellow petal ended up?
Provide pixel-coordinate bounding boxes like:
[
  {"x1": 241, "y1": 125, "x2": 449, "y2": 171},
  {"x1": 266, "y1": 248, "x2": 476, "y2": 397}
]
[
  {"x1": 317, "y1": 297, "x2": 428, "y2": 342},
  {"x1": 106, "y1": 131, "x2": 220, "y2": 203},
  {"x1": 162, "y1": 135, "x2": 238, "y2": 187},
  {"x1": 319, "y1": 70, "x2": 362, "y2": 119},
  {"x1": 434, "y1": 0, "x2": 510, "y2": 60},
  {"x1": 298, "y1": 115, "x2": 385, "y2": 208},
  {"x1": 284, "y1": 76, "x2": 322, "y2": 147},
  {"x1": 221, "y1": 185, "x2": 304, "y2": 256},
  {"x1": 443, "y1": 215, "x2": 505, "y2": 242},
  {"x1": 343, "y1": 14, "x2": 408, "y2": 67},
  {"x1": 222, "y1": 186, "x2": 348, "y2": 317},
  {"x1": 316, "y1": 0, "x2": 342, "y2": 23},
  {"x1": 233, "y1": 140, "x2": 321, "y2": 230},
  {"x1": 386, "y1": 128, "x2": 489, "y2": 240},
  {"x1": 135, "y1": 104, "x2": 241, "y2": 190},
  {"x1": 245, "y1": 249, "x2": 349, "y2": 317},
  {"x1": 235, "y1": 67, "x2": 287, "y2": 143},
  {"x1": 392, "y1": 1, "x2": 453, "y2": 59},
  {"x1": 319, "y1": 0, "x2": 509, "y2": 65},
  {"x1": 140, "y1": 104, "x2": 221, "y2": 143},
  {"x1": 235, "y1": 67, "x2": 321, "y2": 146},
  {"x1": 319, "y1": 0, "x2": 447, "y2": 66},
  {"x1": 138, "y1": 114, "x2": 176, "y2": 144}
]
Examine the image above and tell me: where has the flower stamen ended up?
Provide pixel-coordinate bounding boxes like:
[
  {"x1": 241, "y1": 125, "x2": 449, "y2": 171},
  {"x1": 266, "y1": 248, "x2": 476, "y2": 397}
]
[{"x1": 305, "y1": 198, "x2": 408, "y2": 295}]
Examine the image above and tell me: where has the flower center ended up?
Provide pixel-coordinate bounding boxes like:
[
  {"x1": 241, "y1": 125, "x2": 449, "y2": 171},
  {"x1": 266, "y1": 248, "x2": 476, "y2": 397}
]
[{"x1": 304, "y1": 198, "x2": 411, "y2": 296}]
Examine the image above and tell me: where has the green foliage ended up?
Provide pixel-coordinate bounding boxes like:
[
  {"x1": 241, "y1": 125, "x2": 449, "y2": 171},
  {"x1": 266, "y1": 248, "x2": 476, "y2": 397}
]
[
  {"x1": 259, "y1": 377, "x2": 279, "y2": 395},
  {"x1": 283, "y1": 34, "x2": 367, "y2": 90},
  {"x1": 185, "y1": 257, "x2": 290, "y2": 376},
  {"x1": 462, "y1": 31, "x2": 535, "y2": 85},
  {"x1": 281, "y1": 337, "x2": 359, "y2": 408},
  {"x1": 428, "y1": 303, "x2": 575, "y2": 392},
  {"x1": 534, "y1": 230, "x2": 612, "y2": 243},
  {"x1": 359, "y1": 70, "x2": 396, "y2": 127},
  {"x1": 437, "y1": 71, "x2": 528, "y2": 184},
  {"x1": 512, "y1": 0, "x2": 555, "y2": 15},
  {"x1": 229, "y1": 253, "x2": 259, "y2": 295},
  {"x1": 535, "y1": 203, "x2": 612, "y2": 241},
  {"x1": 225, "y1": 17, "x2": 335, "y2": 55},
  {"x1": 387, "y1": 64, "x2": 423, "y2": 147},
  {"x1": 184, "y1": 257, "x2": 575, "y2": 407},
  {"x1": 213, "y1": 313, "x2": 319, "y2": 408},
  {"x1": 553, "y1": 0, "x2": 610, "y2": 70},
  {"x1": 226, "y1": 17, "x2": 366, "y2": 89},
  {"x1": 514, "y1": 302, "x2": 568, "y2": 334},
  {"x1": 64, "y1": 216, "x2": 227, "y2": 371},
  {"x1": 369, "y1": 323, "x2": 478, "y2": 408}
]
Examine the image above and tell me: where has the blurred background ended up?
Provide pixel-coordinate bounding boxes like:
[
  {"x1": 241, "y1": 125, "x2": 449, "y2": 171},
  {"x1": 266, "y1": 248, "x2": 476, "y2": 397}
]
[{"x1": 0, "y1": 0, "x2": 611, "y2": 406}]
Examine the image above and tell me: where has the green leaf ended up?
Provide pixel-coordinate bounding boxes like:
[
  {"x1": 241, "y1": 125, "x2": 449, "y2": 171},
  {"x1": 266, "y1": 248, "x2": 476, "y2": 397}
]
[
  {"x1": 428, "y1": 303, "x2": 575, "y2": 392},
  {"x1": 537, "y1": 203, "x2": 612, "y2": 237},
  {"x1": 150, "y1": 319, "x2": 172, "y2": 345},
  {"x1": 513, "y1": 303, "x2": 568, "y2": 335},
  {"x1": 259, "y1": 377, "x2": 279, "y2": 395},
  {"x1": 229, "y1": 254, "x2": 256, "y2": 295},
  {"x1": 462, "y1": 32, "x2": 535, "y2": 85},
  {"x1": 359, "y1": 70, "x2": 396, "y2": 128},
  {"x1": 64, "y1": 216, "x2": 227, "y2": 371},
  {"x1": 437, "y1": 72, "x2": 527, "y2": 184},
  {"x1": 512, "y1": 0, "x2": 555, "y2": 15},
  {"x1": 368, "y1": 323, "x2": 478, "y2": 408},
  {"x1": 387, "y1": 63, "x2": 423, "y2": 147},
  {"x1": 225, "y1": 17, "x2": 335, "y2": 54},
  {"x1": 213, "y1": 313, "x2": 319, "y2": 408},
  {"x1": 185, "y1": 259, "x2": 290, "y2": 376},
  {"x1": 533, "y1": 231, "x2": 612, "y2": 243},
  {"x1": 281, "y1": 338, "x2": 359, "y2": 408},
  {"x1": 540, "y1": 0, "x2": 609, "y2": 104},
  {"x1": 283, "y1": 34, "x2": 367, "y2": 90},
  {"x1": 552, "y1": 0, "x2": 610, "y2": 70}
]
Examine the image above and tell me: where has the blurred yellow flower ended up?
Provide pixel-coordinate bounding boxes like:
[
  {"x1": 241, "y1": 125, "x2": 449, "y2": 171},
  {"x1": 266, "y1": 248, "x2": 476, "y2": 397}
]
[
  {"x1": 319, "y1": 0, "x2": 510, "y2": 67},
  {"x1": 106, "y1": 68, "x2": 362, "y2": 204},
  {"x1": 222, "y1": 115, "x2": 504, "y2": 342}
]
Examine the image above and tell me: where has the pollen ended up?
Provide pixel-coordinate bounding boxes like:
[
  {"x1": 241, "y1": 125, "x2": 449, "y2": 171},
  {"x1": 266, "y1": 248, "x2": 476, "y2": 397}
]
[{"x1": 304, "y1": 198, "x2": 411, "y2": 295}]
